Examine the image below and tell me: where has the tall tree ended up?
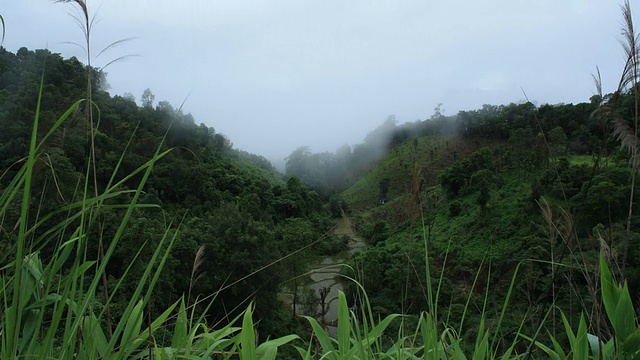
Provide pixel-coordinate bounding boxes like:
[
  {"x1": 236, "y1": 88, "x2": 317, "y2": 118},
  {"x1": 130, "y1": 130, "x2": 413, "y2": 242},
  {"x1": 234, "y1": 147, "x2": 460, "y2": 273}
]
[{"x1": 141, "y1": 88, "x2": 155, "y2": 108}]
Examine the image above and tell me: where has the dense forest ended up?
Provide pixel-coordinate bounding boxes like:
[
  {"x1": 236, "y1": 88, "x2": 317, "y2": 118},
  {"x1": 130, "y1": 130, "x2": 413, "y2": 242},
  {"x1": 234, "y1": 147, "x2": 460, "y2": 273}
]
[
  {"x1": 283, "y1": 77, "x2": 639, "y2": 341},
  {"x1": 0, "y1": 46, "x2": 348, "y2": 340},
  {"x1": 3, "y1": 2, "x2": 640, "y2": 359},
  {"x1": 279, "y1": 13, "x2": 640, "y2": 355}
]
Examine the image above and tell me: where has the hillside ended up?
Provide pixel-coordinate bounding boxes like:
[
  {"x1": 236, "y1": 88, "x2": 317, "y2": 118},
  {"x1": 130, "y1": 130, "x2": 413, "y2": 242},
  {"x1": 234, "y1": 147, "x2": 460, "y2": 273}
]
[
  {"x1": 333, "y1": 97, "x2": 640, "y2": 352},
  {"x1": 0, "y1": 46, "x2": 336, "y2": 339}
]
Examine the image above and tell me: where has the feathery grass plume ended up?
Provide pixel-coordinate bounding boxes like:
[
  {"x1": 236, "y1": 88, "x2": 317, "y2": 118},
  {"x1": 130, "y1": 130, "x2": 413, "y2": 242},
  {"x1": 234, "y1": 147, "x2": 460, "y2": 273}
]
[
  {"x1": 55, "y1": 0, "x2": 87, "y2": 15},
  {"x1": 52, "y1": 0, "x2": 113, "y2": 337},
  {"x1": 521, "y1": 85, "x2": 601, "y2": 357},
  {"x1": 53, "y1": 0, "x2": 136, "y2": 337},
  {"x1": 187, "y1": 245, "x2": 206, "y2": 309},
  {"x1": 598, "y1": 0, "x2": 640, "y2": 281},
  {"x1": 618, "y1": 0, "x2": 640, "y2": 93},
  {"x1": 522, "y1": 196, "x2": 599, "y2": 359}
]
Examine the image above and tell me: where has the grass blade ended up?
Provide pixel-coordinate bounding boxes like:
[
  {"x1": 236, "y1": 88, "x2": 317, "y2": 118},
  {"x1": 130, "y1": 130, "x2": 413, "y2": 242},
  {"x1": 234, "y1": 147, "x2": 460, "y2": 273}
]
[
  {"x1": 240, "y1": 304, "x2": 256, "y2": 360},
  {"x1": 0, "y1": 14, "x2": 5, "y2": 44},
  {"x1": 303, "y1": 315, "x2": 335, "y2": 357},
  {"x1": 600, "y1": 255, "x2": 619, "y2": 325},
  {"x1": 337, "y1": 291, "x2": 351, "y2": 355}
]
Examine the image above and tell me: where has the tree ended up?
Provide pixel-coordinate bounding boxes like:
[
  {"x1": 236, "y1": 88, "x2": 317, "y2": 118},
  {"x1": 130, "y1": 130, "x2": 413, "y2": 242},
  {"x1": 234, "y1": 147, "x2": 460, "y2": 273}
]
[
  {"x1": 548, "y1": 126, "x2": 568, "y2": 156},
  {"x1": 141, "y1": 88, "x2": 155, "y2": 108},
  {"x1": 508, "y1": 126, "x2": 539, "y2": 178},
  {"x1": 122, "y1": 92, "x2": 135, "y2": 102},
  {"x1": 275, "y1": 218, "x2": 315, "y2": 317},
  {"x1": 470, "y1": 169, "x2": 494, "y2": 214},
  {"x1": 420, "y1": 186, "x2": 444, "y2": 242},
  {"x1": 379, "y1": 178, "x2": 391, "y2": 200},
  {"x1": 477, "y1": 183, "x2": 490, "y2": 214},
  {"x1": 285, "y1": 147, "x2": 312, "y2": 179},
  {"x1": 431, "y1": 103, "x2": 445, "y2": 120}
]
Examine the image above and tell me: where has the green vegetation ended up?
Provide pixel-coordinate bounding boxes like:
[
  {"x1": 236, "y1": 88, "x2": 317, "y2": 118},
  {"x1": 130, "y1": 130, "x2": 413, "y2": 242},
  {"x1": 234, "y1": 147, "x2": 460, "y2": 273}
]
[
  {"x1": 0, "y1": 6, "x2": 335, "y2": 352},
  {"x1": 3, "y1": 0, "x2": 640, "y2": 358}
]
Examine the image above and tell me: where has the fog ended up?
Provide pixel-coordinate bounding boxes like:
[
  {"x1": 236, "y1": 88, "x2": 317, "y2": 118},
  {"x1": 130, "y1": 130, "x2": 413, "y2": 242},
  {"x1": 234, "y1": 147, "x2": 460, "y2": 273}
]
[{"x1": 2, "y1": 1, "x2": 633, "y2": 164}]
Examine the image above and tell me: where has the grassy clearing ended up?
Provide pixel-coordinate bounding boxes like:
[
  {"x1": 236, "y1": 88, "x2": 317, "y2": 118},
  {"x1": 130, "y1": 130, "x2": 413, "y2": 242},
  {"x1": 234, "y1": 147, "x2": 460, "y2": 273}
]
[{"x1": 569, "y1": 155, "x2": 596, "y2": 166}]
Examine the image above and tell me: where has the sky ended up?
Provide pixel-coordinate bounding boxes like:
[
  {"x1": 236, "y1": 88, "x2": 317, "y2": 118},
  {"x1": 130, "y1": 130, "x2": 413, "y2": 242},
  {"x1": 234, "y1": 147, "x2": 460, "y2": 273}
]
[{"x1": 2, "y1": 1, "x2": 636, "y2": 165}]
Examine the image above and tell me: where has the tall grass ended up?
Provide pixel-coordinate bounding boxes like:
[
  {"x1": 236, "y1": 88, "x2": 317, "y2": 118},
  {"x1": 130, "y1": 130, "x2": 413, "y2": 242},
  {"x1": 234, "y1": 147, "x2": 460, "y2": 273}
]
[
  {"x1": 54, "y1": 0, "x2": 138, "y2": 336},
  {"x1": 294, "y1": 220, "x2": 638, "y2": 358},
  {"x1": 0, "y1": 9, "x2": 297, "y2": 355},
  {"x1": 0, "y1": 55, "x2": 299, "y2": 360},
  {"x1": 613, "y1": 0, "x2": 640, "y2": 281},
  {"x1": 3, "y1": 1, "x2": 640, "y2": 358}
]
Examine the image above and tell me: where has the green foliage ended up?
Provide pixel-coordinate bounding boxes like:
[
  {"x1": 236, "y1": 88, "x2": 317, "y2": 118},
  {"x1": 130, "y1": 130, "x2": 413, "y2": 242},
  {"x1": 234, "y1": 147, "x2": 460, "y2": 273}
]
[
  {"x1": 378, "y1": 177, "x2": 391, "y2": 199},
  {"x1": 5, "y1": 2, "x2": 640, "y2": 357},
  {"x1": 328, "y1": 194, "x2": 349, "y2": 217},
  {"x1": 0, "y1": 67, "x2": 181, "y2": 358},
  {"x1": 527, "y1": 256, "x2": 640, "y2": 359},
  {"x1": 440, "y1": 147, "x2": 494, "y2": 197},
  {"x1": 296, "y1": 291, "x2": 401, "y2": 359},
  {"x1": 0, "y1": 43, "x2": 334, "y2": 355},
  {"x1": 342, "y1": 135, "x2": 458, "y2": 210},
  {"x1": 548, "y1": 126, "x2": 569, "y2": 156},
  {"x1": 314, "y1": 235, "x2": 349, "y2": 255},
  {"x1": 365, "y1": 220, "x2": 391, "y2": 245},
  {"x1": 449, "y1": 200, "x2": 462, "y2": 217},
  {"x1": 599, "y1": 255, "x2": 640, "y2": 358}
]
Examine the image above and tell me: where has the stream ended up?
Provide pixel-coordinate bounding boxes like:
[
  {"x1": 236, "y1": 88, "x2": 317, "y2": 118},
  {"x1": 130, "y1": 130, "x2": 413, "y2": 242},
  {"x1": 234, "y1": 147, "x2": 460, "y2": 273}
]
[{"x1": 306, "y1": 216, "x2": 366, "y2": 334}]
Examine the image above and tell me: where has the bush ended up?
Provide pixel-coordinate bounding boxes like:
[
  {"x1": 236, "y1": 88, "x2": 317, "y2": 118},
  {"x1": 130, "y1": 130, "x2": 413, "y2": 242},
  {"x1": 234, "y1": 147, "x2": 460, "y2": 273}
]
[{"x1": 449, "y1": 200, "x2": 462, "y2": 217}]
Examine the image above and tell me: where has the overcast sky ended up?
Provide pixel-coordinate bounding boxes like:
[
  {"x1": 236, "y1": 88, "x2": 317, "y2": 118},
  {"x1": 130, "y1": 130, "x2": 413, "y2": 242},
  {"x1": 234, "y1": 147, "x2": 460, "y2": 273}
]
[{"x1": 2, "y1": 1, "x2": 636, "y2": 164}]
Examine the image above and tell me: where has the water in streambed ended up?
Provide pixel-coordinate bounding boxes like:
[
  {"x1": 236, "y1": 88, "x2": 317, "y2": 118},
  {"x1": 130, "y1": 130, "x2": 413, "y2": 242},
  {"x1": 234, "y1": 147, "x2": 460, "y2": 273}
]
[{"x1": 306, "y1": 216, "x2": 366, "y2": 335}]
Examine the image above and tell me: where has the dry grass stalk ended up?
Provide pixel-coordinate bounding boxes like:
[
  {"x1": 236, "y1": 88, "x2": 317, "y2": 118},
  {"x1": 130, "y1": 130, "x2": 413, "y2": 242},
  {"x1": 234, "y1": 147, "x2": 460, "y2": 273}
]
[
  {"x1": 187, "y1": 245, "x2": 206, "y2": 308},
  {"x1": 612, "y1": 0, "x2": 640, "y2": 280},
  {"x1": 54, "y1": 0, "x2": 115, "y2": 337}
]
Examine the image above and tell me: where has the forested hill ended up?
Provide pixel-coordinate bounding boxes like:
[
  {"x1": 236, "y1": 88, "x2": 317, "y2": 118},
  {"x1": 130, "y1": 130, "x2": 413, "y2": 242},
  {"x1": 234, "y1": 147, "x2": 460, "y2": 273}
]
[
  {"x1": 284, "y1": 101, "x2": 603, "y2": 202},
  {"x1": 276, "y1": 52, "x2": 640, "y2": 349},
  {"x1": 291, "y1": 86, "x2": 639, "y2": 351},
  {"x1": 3, "y1": 43, "x2": 640, "y2": 355},
  {"x1": 0, "y1": 46, "x2": 335, "y2": 336}
]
